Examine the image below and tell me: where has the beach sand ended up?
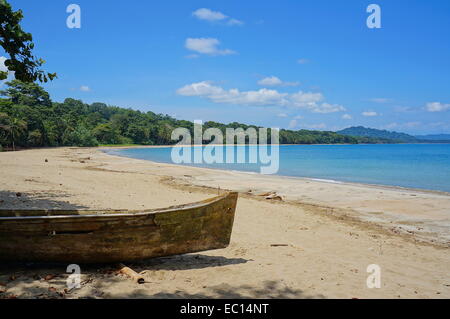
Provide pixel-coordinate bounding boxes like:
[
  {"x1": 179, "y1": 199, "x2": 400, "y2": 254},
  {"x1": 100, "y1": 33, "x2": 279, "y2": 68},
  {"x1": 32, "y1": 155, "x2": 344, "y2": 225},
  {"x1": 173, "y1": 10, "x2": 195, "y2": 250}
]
[{"x1": 0, "y1": 147, "x2": 449, "y2": 299}]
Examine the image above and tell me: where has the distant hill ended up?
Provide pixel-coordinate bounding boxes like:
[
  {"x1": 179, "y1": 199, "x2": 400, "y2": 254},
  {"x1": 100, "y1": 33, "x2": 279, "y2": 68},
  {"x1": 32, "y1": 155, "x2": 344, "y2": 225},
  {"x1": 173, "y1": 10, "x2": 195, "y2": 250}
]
[
  {"x1": 337, "y1": 126, "x2": 419, "y2": 143},
  {"x1": 415, "y1": 134, "x2": 450, "y2": 142}
]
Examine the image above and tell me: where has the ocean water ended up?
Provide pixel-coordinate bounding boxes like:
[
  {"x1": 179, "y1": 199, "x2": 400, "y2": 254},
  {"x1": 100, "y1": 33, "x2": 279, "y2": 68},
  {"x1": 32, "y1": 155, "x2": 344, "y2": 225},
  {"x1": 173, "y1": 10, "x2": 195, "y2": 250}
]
[{"x1": 104, "y1": 144, "x2": 450, "y2": 192}]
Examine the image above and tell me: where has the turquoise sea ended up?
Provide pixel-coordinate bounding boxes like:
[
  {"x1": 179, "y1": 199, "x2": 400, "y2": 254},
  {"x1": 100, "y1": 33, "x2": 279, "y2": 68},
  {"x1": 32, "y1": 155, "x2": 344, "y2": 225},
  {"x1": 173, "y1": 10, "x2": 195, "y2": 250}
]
[{"x1": 104, "y1": 144, "x2": 450, "y2": 193}]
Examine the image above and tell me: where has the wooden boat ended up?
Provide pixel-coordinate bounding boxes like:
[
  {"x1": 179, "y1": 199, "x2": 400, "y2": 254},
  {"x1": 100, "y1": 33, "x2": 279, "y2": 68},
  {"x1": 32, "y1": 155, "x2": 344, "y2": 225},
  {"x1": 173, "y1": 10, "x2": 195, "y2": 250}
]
[{"x1": 0, "y1": 192, "x2": 238, "y2": 263}]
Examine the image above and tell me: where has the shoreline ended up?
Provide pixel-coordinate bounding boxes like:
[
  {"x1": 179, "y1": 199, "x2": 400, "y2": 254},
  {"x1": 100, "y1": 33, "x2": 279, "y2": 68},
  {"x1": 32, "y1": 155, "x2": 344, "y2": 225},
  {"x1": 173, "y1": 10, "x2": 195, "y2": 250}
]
[
  {"x1": 101, "y1": 146, "x2": 450, "y2": 197},
  {"x1": 100, "y1": 148, "x2": 450, "y2": 247},
  {"x1": 0, "y1": 147, "x2": 449, "y2": 299},
  {"x1": 98, "y1": 142, "x2": 450, "y2": 149}
]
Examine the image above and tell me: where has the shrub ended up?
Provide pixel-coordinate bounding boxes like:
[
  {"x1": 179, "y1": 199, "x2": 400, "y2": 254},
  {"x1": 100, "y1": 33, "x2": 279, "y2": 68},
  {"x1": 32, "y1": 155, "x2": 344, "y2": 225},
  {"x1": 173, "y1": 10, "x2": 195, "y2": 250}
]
[
  {"x1": 63, "y1": 125, "x2": 99, "y2": 147},
  {"x1": 27, "y1": 130, "x2": 43, "y2": 147}
]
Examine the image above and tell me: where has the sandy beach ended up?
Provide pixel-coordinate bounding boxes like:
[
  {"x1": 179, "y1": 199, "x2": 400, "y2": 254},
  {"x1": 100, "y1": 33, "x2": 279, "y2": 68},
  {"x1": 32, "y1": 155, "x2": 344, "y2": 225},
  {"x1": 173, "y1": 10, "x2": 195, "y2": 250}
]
[{"x1": 0, "y1": 147, "x2": 449, "y2": 299}]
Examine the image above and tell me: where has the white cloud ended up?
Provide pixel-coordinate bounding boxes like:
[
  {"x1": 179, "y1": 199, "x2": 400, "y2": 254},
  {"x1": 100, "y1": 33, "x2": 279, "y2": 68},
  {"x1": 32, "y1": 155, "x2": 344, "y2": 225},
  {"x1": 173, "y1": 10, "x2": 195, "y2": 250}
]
[
  {"x1": 304, "y1": 123, "x2": 327, "y2": 129},
  {"x1": 362, "y1": 111, "x2": 378, "y2": 117},
  {"x1": 258, "y1": 76, "x2": 299, "y2": 87},
  {"x1": 192, "y1": 8, "x2": 243, "y2": 26},
  {"x1": 0, "y1": 56, "x2": 15, "y2": 82},
  {"x1": 312, "y1": 103, "x2": 346, "y2": 114},
  {"x1": 426, "y1": 102, "x2": 450, "y2": 112},
  {"x1": 80, "y1": 85, "x2": 91, "y2": 92},
  {"x1": 290, "y1": 91, "x2": 324, "y2": 107},
  {"x1": 216, "y1": 88, "x2": 287, "y2": 106},
  {"x1": 342, "y1": 114, "x2": 352, "y2": 120},
  {"x1": 192, "y1": 8, "x2": 227, "y2": 21},
  {"x1": 185, "y1": 38, "x2": 236, "y2": 56},
  {"x1": 258, "y1": 76, "x2": 282, "y2": 86},
  {"x1": 178, "y1": 82, "x2": 287, "y2": 106},
  {"x1": 0, "y1": 56, "x2": 7, "y2": 72},
  {"x1": 294, "y1": 115, "x2": 304, "y2": 119},
  {"x1": 177, "y1": 81, "x2": 346, "y2": 113},
  {"x1": 227, "y1": 18, "x2": 244, "y2": 26},
  {"x1": 277, "y1": 113, "x2": 288, "y2": 118},
  {"x1": 297, "y1": 58, "x2": 309, "y2": 64},
  {"x1": 176, "y1": 81, "x2": 224, "y2": 96},
  {"x1": 289, "y1": 92, "x2": 346, "y2": 113}
]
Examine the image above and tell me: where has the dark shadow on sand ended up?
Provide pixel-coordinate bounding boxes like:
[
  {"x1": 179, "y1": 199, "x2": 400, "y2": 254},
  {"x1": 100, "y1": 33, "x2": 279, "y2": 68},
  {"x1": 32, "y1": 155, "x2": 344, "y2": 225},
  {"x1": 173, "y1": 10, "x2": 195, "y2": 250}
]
[
  {"x1": 131, "y1": 254, "x2": 249, "y2": 271},
  {"x1": 0, "y1": 190, "x2": 89, "y2": 210},
  {"x1": 0, "y1": 254, "x2": 249, "y2": 275},
  {"x1": 108, "y1": 280, "x2": 325, "y2": 299},
  {"x1": 0, "y1": 254, "x2": 251, "y2": 298}
]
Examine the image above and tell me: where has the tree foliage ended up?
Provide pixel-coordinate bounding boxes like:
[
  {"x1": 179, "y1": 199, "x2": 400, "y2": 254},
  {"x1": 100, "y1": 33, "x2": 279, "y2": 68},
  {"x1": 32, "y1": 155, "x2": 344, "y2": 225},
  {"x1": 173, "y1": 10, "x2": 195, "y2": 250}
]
[
  {"x1": 0, "y1": 81, "x2": 391, "y2": 150},
  {"x1": 0, "y1": 0, "x2": 56, "y2": 82}
]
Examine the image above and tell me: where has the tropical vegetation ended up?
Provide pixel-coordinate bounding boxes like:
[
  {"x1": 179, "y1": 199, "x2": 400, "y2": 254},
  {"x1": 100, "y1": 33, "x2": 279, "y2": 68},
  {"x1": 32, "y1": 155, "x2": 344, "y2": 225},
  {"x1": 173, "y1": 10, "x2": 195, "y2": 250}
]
[{"x1": 0, "y1": 81, "x2": 393, "y2": 150}]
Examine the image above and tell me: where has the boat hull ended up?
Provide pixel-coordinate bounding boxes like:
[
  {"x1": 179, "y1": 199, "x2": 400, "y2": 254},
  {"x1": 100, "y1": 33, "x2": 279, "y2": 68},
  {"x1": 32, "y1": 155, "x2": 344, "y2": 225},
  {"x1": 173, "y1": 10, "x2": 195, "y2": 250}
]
[{"x1": 0, "y1": 192, "x2": 238, "y2": 263}]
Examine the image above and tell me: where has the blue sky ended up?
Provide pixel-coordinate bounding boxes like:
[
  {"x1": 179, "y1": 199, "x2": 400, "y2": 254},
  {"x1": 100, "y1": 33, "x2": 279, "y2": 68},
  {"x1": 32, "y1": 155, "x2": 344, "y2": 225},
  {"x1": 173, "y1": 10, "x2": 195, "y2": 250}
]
[{"x1": 2, "y1": 0, "x2": 450, "y2": 134}]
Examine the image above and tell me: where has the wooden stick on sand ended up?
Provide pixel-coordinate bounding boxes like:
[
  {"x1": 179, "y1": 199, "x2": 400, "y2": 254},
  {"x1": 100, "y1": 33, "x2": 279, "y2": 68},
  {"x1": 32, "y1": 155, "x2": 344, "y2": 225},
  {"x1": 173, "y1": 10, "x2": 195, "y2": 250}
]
[{"x1": 117, "y1": 263, "x2": 145, "y2": 284}]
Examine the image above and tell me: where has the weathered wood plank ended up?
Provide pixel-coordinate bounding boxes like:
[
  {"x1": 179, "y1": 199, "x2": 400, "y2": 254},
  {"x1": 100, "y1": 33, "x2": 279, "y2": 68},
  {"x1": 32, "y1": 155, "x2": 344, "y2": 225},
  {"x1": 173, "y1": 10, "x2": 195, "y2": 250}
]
[{"x1": 0, "y1": 192, "x2": 238, "y2": 263}]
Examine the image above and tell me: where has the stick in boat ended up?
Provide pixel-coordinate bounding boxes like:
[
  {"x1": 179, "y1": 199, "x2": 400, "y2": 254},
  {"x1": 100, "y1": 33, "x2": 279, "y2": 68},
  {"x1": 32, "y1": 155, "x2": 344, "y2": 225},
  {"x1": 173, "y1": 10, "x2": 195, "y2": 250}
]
[{"x1": 117, "y1": 263, "x2": 145, "y2": 284}]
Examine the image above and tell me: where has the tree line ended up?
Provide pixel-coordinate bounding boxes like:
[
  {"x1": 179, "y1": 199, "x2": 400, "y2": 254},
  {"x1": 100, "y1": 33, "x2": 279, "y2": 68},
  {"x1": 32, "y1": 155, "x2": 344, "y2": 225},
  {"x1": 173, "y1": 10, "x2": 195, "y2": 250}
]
[{"x1": 0, "y1": 81, "x2": 387, "y2": 151}]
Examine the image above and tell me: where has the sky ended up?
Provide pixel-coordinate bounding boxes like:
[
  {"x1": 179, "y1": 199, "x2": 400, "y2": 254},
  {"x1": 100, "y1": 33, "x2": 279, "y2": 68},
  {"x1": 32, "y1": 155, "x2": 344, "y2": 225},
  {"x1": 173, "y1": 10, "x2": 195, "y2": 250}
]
[{"x1": 1, "y1": 0, "x2": 450, "y2": 134}]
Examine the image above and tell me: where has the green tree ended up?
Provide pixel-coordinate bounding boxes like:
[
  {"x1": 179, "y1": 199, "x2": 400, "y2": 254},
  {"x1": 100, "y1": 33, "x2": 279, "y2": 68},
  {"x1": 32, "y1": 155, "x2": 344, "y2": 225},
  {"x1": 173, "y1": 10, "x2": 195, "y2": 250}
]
[
  {"x1": 0, "y1": 112, "x2": 26, "y2": 150},
  {"x1": 92, "y1": 123, "x2": 121, "y2": 144},
  {"x1": 126, "y1": 123, "x2": 149, "y2": 144},
  {"x1": 0, "y1": 80, "x2": 51, "y2": 106},
  {"x1": 27, "y1": 129, "x2": 42, "y2": 146},
  {"x1": 0, "y1": 0, "x2": 56, "y2": 82},
  {"x1": 0, "y1": 111, "x2": 9, "y2": 146},
  {"x1": 63, "y1": 125, "x2": 98, "y2": 147},
  {"x1": 0, "y1": 80, "x2": 391, "y2": 149}
]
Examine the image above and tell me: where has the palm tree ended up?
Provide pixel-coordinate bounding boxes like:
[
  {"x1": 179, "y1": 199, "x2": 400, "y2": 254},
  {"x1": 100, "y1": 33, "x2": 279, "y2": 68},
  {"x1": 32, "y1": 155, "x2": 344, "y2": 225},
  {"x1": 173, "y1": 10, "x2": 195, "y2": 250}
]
[
  {"x1": 9, "y1": 117, "x2": 27, "y2": 151},
  {"x1": 0, "y1": 113, "x2": 27, "y2": 151}
]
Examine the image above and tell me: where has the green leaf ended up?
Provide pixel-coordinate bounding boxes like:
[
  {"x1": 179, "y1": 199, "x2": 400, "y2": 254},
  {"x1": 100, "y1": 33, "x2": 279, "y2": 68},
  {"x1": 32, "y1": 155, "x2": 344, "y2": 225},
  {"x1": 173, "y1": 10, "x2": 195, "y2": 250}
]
[{"x1": 0, "y1": 0, "x2": 55, "y2": 83}]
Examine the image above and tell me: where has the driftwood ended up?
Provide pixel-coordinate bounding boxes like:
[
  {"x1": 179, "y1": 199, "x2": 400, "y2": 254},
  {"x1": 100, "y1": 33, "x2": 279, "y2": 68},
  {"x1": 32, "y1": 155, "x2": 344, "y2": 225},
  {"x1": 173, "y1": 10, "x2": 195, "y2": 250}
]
[
  {"x1": 255, "y1": 191, "x2": 283, "y2": 200},
  {"x1": 256, "y1": 191, "x2": 275, "y2": 197},
  {"x1": 265, "y1": 194, "x2": 283, "y2": 201},
  {"x1": 117, "y1": 263, "x2": 145, "y2": 284}
]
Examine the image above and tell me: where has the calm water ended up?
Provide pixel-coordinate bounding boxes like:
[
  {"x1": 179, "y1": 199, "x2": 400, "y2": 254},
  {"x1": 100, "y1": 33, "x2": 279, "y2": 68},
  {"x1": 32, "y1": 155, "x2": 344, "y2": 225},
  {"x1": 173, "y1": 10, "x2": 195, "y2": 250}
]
[{"x1": 104, "y1": 144, "x2": 450, "y2": 192}]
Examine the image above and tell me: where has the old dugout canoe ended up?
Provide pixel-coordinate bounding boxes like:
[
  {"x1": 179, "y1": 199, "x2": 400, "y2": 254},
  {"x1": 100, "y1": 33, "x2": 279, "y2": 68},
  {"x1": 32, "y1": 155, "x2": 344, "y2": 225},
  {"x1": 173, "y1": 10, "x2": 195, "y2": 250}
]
[{"x1": 0, "y1": 192, "x2": 238, "y2": 263}]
